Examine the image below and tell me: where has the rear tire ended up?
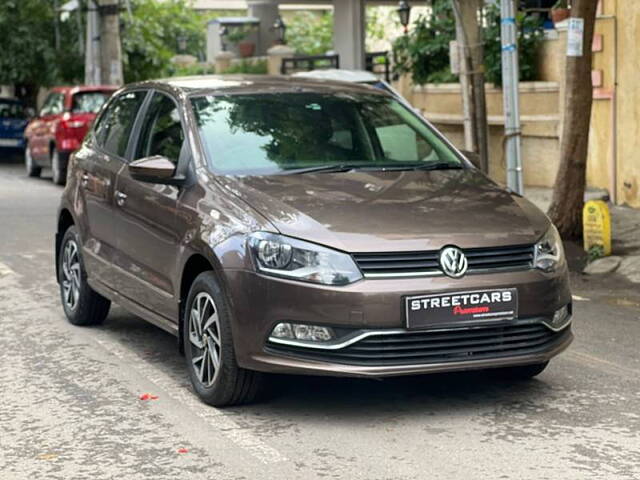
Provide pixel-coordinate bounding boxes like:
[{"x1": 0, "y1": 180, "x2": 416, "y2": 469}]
[
  {"x1": 59, "y1": 226, "x2": 111, "y2": 326},
  {"x1": 494, "y1": 362, "x2": 548, "y2": 380},
  {"x1": 25, "y1": 145, "x2": 41, "y2": 178},
  {"x1": 51, "y1": 147, "x2": 67, "y2": 185},
  {"x1": 183, "y1": 271, "x2": 264, "y2": 407}
]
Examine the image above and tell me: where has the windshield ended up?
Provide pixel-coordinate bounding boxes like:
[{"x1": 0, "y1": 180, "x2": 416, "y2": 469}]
[
  {"x1": 72, "y1": 91, "x2": 110, "y2": 114},
  {"x1": 191, "y1": 92, "x2": 463, "y2": 175},
  {"x1": 0, "y1": 100, "x2": 26, "y2": 119}
]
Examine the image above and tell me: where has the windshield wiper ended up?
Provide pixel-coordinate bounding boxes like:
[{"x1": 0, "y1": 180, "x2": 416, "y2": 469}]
[
  {"x1": 285, "y1": 162, "x2": 463, "y2": 175},
  {"x1": 359, "y1": 162, "x2": 464, "y2": 172},
  {"x1": 286, "y1": 164, "x2": 364, "y2": 174}
]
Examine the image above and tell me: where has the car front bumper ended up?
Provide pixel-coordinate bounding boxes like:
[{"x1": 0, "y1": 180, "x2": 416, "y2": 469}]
[{"x1": 224, "y1": 266, "x2": 572, "y2": 377}]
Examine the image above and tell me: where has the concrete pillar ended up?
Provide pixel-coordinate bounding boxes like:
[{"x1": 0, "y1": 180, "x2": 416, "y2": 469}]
[
  {"x1": 248, "y1": 0, "x2": 280, "y2": 55},
  {"x1": 332, "y1": 0, "x2": 366, "y2": 70},
  {"x1": 267, "y1": 45, "x2": 295, "y2": 75},
  {"x1": 215, "y1": 51, "x2": 235, "y2": 74}
]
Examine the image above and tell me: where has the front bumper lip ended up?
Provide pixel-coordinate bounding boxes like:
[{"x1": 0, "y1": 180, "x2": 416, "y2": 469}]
[
  {"x1": 248, "y1": 320, "x2": 573, "y2": 378},
  {"x1": 250, "y1": 327, "x2": 573, "y2": 378},
  {"x1": 268, "y1": 315, "x2": 572, "y2": 351}
]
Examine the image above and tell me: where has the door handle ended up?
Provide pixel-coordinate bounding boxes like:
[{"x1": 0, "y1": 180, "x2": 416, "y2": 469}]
[
  {"x1": 115, "y1": 190, "x2": 127, "y2": 207},
  {"x1": 81, "y1": 173, "x2": 89, "y2": 188}
]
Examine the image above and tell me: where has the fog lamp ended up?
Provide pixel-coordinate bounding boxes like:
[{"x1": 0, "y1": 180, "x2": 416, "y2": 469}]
[
  {"x1": 270, "y1": 322, "x2": 334, "y2": 343},
  {"x1": 545, "y1": 305, "x2": 571, "y2": 331}
]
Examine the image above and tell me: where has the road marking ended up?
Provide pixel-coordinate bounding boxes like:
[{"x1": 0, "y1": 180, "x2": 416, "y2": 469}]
[
  {"x1": 572, "y1": 295, "x2": 590, "y2": 301},
  {"x1": 0, "y1": 262, "x2": 14, "y2": 277},
  {"x1": 93, "y1": 336, "x2": 287, "y2": 465}
]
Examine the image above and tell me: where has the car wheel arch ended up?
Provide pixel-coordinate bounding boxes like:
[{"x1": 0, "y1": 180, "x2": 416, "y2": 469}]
[
  {"x1": 178, "y1": 251, "x2": 232, "y2": 354},
  {"x1": 55, "y1": 208, "x2": 76, "y2": 283}
]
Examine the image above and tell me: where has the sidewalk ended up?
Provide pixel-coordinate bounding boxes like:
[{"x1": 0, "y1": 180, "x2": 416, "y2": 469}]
[{"x1": 525, "y1": 187, "x2": 640, "y2": 283}]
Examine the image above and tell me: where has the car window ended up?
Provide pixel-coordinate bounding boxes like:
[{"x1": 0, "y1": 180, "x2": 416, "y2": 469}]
[
  {"x1": 191, "y1": 93, "x2": 461, "y2": 175},
  {"x1": 94, "y1": 91, "x2": 146, "y2": 159},
  {"x1": 0, "y1": 100, "x2": 26, "y2": 119},
  {"x1": 72, "y1": 91, "x2": 111, "y2": 113},
  {"x1": 134, "y1": 92, "x2": 184, "y2": 165},
  {"x1": 40, "y1": 93, "x2": 64, "y2": 116}
]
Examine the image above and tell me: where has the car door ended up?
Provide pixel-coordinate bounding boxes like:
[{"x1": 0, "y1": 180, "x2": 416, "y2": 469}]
[
  {"x1": 75, "y1": 90, "x2": 148, "y2": 291},
  {"x1": 29, "y1": 92, "x2": 64, "y2": 163},
  {"x1": 112, "y1": 91, "x2": 186, "y2": 319}
]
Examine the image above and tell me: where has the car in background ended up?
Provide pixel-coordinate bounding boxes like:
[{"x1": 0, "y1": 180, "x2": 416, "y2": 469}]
[
  {"x1": 293, "y1": 69, "x2": 407, "y2": 103},
  {"x1": 25, "y1": 86, "x2": 118, "y2": 184},
  {"x1": 0, "y1": 97, "x2": 30, "y2": 156}
]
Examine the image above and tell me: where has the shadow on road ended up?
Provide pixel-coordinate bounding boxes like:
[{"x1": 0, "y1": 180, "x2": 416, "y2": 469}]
[{"x1": 98, "y1": 307, "x2": 553, "y2": 419}]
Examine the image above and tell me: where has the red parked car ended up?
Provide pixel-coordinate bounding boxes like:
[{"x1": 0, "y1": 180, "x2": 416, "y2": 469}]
[{"x1": 24, "y1": 86, "x2": 118, "y2": 184}]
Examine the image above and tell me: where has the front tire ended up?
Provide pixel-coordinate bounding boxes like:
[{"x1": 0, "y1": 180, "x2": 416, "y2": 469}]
[
  {"x1": 25, "y1": 145, "x2": 41, "y2": 178},
  {"x1": 51, "y1": 147, "x2": 67, "y2": 185},
  {"x1": 59, "y1": 226, "x2": 111, "y2": 326},
  {"x1": 183, "y1": 271, "x2": 264, "y2": 407}
]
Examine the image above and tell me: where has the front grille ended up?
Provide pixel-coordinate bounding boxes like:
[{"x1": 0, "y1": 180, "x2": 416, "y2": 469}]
[
  {"x1": 266, "y1": 322, "x2": 568, "y2": 367},
  {"x1": 352, "y1": 244, "x2": 535, "y2": 278}
]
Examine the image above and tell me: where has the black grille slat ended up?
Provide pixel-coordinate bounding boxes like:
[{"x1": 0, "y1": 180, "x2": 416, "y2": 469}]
[
  {"x1": 267, "y1": 322, "x2": 569, "y2": 367},
  {"x1": 349, "y1": 331, "x2": 549, "y2": 352},
  {"x1": 320, "y1": 336, "x2": 554, "y2": 360},
  {"x1": 355, "y1": 260, "x2": 440, "y2": 271},
  {"x1": 467, "y1": 254, "x2": 533, "y2": 266},
  {"x1": 357, "y1": 325, "x2": 543, "y2": 345},
  {"x1": 353, "y1": 244, "x2": 535, "y2": 277}
]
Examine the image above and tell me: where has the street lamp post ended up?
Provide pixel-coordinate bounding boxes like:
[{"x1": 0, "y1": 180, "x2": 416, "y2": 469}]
[
  {"x1": 272, "y1": 15, "x2": 287, "y2": 45},
  {"x1": 397, "y1": 1, "x2": 412, "y2": 34}
]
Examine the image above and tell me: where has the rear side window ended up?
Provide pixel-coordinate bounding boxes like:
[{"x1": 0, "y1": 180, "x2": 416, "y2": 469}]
[
  {"x1": 134, "y1": 93, "x2": 184, "y2": 165},
  {"x1": 72, "y1": 91, "x2": 111, "y2": 113},
  {"x1": 94, "y1": 91, "x2": 146, "y2": 158}
]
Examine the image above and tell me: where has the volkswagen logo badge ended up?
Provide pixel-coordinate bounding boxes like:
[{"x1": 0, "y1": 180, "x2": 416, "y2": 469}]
[{"x1": 439, "y1": 246, "x2": 468, "y2": 278}]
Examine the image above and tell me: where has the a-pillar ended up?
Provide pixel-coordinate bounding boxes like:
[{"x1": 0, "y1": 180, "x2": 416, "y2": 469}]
[{"x1": 332, "y1": 0, "x2": 366, "y2": 70}]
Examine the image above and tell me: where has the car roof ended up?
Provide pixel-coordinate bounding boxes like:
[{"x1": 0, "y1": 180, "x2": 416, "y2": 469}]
[
  {"x1": 126, "y1": 74, "x2": 389, "y2": 98},
  {"x1": 292, "y1": 69, "x2": 380, "y2": 83},
  {"x1": 50, "y1": 85, "x2": 119, "y2": 95}
]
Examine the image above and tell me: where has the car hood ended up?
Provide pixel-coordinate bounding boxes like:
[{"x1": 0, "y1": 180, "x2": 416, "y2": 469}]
[{"x1": 216, "y1": 169, "x2": 550, "y2": 253}]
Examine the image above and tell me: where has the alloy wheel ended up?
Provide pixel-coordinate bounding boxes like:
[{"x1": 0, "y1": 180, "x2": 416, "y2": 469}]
[
  {"x1": 189, "y1": 292, "x2": 222, "y2": 387},
  {"x1": 61, "y1": 239, "x2": 81, "y2": 310}
]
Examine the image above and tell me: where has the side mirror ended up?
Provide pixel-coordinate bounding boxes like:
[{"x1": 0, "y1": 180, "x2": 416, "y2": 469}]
[
  {"x1": 128, "y1": 155, "x2": 183, "y2": 185},
  {"x1": 460, "y1": 149, "x2": 481, "y2": 169}
]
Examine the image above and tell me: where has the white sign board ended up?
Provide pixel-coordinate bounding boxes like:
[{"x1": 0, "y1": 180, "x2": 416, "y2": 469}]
[
  {"x1": 567, "y1": 18, "x2": 585, "y2": 57},
  {"x1": 449, "y1": 40, "x2": 460, "y2": 75}
]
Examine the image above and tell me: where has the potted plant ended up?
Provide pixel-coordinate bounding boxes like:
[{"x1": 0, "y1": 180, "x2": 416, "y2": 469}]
[
  {"x1": 227, "y1": 27, "x2": 255, "y2": 58},
  {"x1": 550, "y1": 0, "x2": 570, "y2": 25}
]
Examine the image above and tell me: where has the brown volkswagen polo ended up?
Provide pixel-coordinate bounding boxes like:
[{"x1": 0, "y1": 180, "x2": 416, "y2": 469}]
[{"x1": 55, "y1": 76, "x2": 572, "y2": 406}]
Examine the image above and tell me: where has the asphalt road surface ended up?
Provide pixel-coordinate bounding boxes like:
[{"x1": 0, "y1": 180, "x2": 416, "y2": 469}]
[{"x1": 1, "y1": 160, "x2": 639, "y2": 480}]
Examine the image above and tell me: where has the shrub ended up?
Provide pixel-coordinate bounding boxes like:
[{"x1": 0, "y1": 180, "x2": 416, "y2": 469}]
[
  {"x1": 392, "y1": 1, "x2": 544, "y2": 86},
  {"x1": 222, "y1": 59, "x2": 268, "y2": 74}
]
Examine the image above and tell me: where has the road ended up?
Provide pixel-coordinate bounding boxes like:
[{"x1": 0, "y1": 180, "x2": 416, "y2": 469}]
[{"x1": 0, "y1": 160, "x2": 639, "y2": 480}]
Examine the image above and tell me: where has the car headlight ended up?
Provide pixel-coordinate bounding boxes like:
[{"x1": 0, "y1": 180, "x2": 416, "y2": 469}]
[
  {"x1": 534, "y1": 225, "x2": 565, "y2": 272},
  {"x1": 248, "y1": 232, "x2": 363, "y2": 285}
]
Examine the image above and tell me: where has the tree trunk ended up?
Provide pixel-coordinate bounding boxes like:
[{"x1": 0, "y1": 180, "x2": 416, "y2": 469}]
[
  {"x1": 451, "y1": 0, "x2": 490, "y2": 173},
  {"x1": 98, "y1": 0, "x2": 123, "y2": 86},
  {"x1": 547, "y1": 0, "x2": 599, "y2": 239}
]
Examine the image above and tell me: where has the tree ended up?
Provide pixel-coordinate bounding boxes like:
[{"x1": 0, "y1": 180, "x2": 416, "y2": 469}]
[
  {"x1": 0, "y1": 0, "x2": 83, "y2": 106},
  {"x1": 286, "y1": 11, "x2": 334, "y2": 55},
  {"x1": 547, "y1": 0, "x2": 599, "y2": 239},
  {"x1": 121, "y1": 0, "x2": 208, "y2": 82}
]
